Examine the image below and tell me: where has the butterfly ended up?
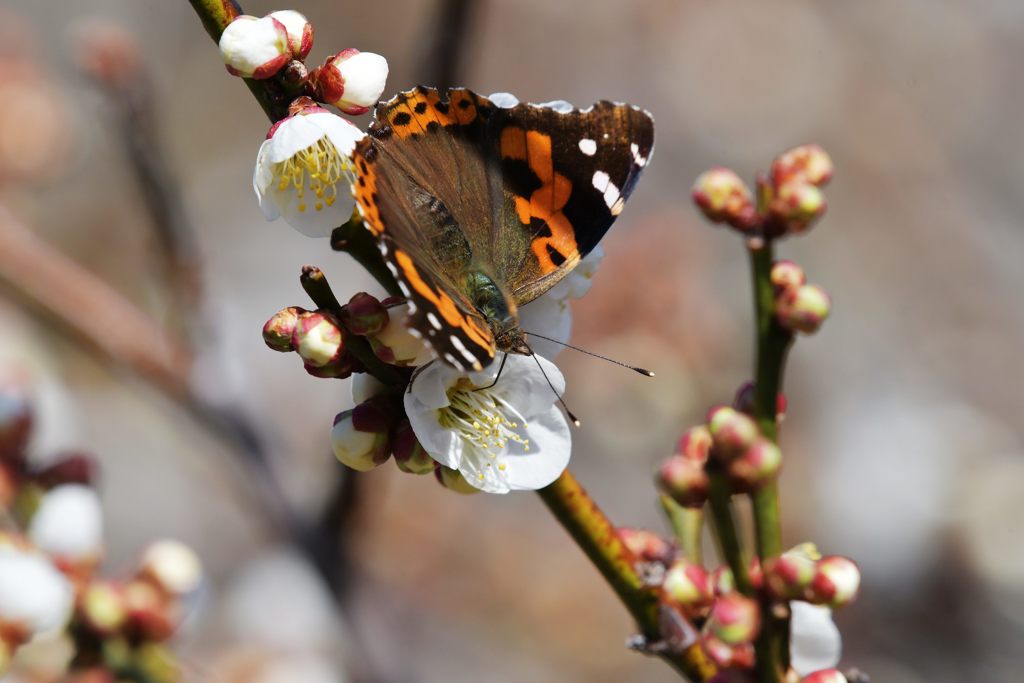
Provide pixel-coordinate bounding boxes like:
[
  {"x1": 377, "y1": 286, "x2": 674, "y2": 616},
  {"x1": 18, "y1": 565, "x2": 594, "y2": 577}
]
[{"x1": 351, "y1": 86, "x2": 654, "y2": 372}]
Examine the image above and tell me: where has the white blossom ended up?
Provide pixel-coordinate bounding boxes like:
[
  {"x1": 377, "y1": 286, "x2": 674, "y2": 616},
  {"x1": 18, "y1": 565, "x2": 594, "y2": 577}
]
[
  {"x1": 28, "y1": 484, "x2": 103, "y2": 563},
  {"x1": 139, "y1": 540, "x2": 203, "y2": 597},
  {"x1": 317, "y1": 50, "x2": 389, "y2": 115},
  {"x1": 219, "y1": 15, "x2": 290, "y2": 80},
  {"x1": 0, "y1": 548, "x2": 73, "y2": 640},
  {"x1": 790, "y1": 602, "x2": 842, "y2": 676}
]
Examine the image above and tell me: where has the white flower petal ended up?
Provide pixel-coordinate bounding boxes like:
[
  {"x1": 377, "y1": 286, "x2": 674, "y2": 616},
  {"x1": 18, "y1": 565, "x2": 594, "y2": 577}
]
[
  {"x1": 504, "y1": 405, "x2": 571, "y2": 490},
  {"x1": 28, "y1": 484, "x2": 103, "y2": 562},
  {"x1": 264, "y1": 116, "x2": 324, "y2": 163},
  {"x1": 0, "y1": 548, "x2": 73, "y2": 639},
  {"x1": 408, "y1": 361, "x2": 454, "y2": 410},
  {"x1": 519, "y1": 296, "x2": 572, "y2": 360},
  {"x1": 546, "y1": 244, "x2": 605, "y2": 301},
  {"x1": 493, "y1": 353, "x2": 565, "y2": 417},
  {"x1": 790, "y1": 602, "x2": 843, "y2": 676},
  {"x1": 309, "y1": 112, "x2": 365, "y2": 158}
]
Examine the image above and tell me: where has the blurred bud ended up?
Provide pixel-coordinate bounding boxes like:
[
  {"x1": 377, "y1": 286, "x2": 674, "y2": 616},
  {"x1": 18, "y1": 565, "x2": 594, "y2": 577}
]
[
  {"x1": 0, "y1": 385, "x2": 31, "y2": 463},
  {"x1": 702, "y1": 633, "x2": 756, "y2": 669},
  {"x1": 770, "y1": 260, "x2": 806, "y2": 292},
  {"x1": 138, "y1": 540, "x2": 202, "y2": 597},
  {"x1": 776, "y1": 284, "x2": 831, "y2": 335},
  {"x1": 263, "y1": 306, "x2": 305, "y2": 352},
  {"x1": 764, "y1": 543, "x2": 820, "y2": 600},
  {"x1": 330, "y1": 406, "x2": 390, "y2": 472},
  {"x1": 802, "y1": 670, "x2": 848, "y2": 683},
  {"x1": 80, "y1": 582, "x2": 127, "y2": 636},
  {"x1": 772, "y1": 145, "x2": 833, "y2": 188},
  {"x1": 219, "y1": 15, "x2": 290, "y2": 79},
  {"x1": 33, "y1": 453, "x2": 98, "y2": 489},
  {"x1": 341, "y1": 292, "x2": 389, "y2": 336},
  {"x1": 732, "y1": 382, "x2": 787, "y2": 421},
  {"x1": 692, "y1": 168, "x2": 757, "y2": 230},
  {"x1": 677, "y1": 425, "x2": 712, "y2": 464},
  {"x1": 267, "y1": 10, "x2": 313, "y2": 61},
  {"x1": 391, "y1": 419, "x2": 435, "y2": 475},
  {"x1": 809, "y1": 556, "x2": 860, "y2": 609},
  {"x1": 771, "y1": 183, "x2": 827, "y2": 234},
  {"x1": 74, "y1": 20, "x2": 141, "y2": 91},
  {"x1": 123, "y1": 580, "x2": 174, "y2": 642},
  {"x1": 656, "y1": 455, "x2": 709, "y2": 508},
  {"x1": 616, "y1": 527, "x2": 674, "y2": 566},
  {"x1": 711, "y1": 560, "x2": 763, "y2": 596},
  {"x1": 435, "y1": 466, "x2": 480, "y2": 494},
  {"x1": 314, "y1": 49, "x2": 389, "y2": 115},
  {"x1": 708, "y1": 593, "x2": 761, "y2": 645},
  {"x1": 371, "y1": 302, "x2": 432, "y2": 366},
  {"x1": 706, "y1": 406, "x2": 759, "y2": 460},
  {"x1": 663, "y1": 559, "x2": 713, "y2": 615},
  {"x1": 0, "y1": 548, "x2": 72, "y2": 643},
  {"x1": 292, "y1": 311, "x2": 344, "y2": 367},
  {"x1": 728, "y1": 438, "x2": 782, "y2": 492},
  {"x1": 28, "y1": 484, "x2": 103, "y2": 566}
]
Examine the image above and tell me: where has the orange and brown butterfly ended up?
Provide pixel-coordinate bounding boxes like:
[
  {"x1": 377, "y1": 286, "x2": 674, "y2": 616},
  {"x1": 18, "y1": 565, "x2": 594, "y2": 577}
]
[{"x1": 351, "y1": 86, "x2": 654, "y2": 372}]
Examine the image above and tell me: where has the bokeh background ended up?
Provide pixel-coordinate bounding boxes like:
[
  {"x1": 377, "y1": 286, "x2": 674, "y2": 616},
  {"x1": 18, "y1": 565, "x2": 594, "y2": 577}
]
[{"x1": 2, "y1": 0, "x2": 1023, "y2": 681}]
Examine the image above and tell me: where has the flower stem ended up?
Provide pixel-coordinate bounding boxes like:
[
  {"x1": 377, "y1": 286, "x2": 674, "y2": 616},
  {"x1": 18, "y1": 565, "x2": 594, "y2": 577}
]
[
  {"x1": 748, "y1": 240, "x2": 794, "y2": 681},
  {"x1": 539, "y1": 470, "x2": 716, "y2": 681},
  {"x1": 659, "y1": 494, "x2": 703, "y2": 566},
  {"x1": 706, "y1": 471, "x2": 753, "y2": 595}
]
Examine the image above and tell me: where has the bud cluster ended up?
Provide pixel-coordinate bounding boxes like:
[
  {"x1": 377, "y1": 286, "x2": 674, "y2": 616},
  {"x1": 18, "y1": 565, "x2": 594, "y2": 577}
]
[
  {"x1": 763, "y1": 543, "x2": 861, "y2": 609},
  {"x1": 263, "y1": 306, "x2": 356, "y2": 378},
  {"x1": 769, "y1": 260, "x2": 832, "y2": 335}
]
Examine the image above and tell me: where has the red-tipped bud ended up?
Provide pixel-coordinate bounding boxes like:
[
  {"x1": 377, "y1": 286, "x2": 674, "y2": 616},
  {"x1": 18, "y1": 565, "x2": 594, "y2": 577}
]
[
  {"x1": 0, "y1": 385, "x2": 32, "y2": 463},
  {"x1": 663, "y1": 559, "x2": 713, "y2": 616},
  {"x1": 33, "y1": 453, "x2": 98, "y2": 489},
  {"x1": 706, "y1": 406, "x2": 759, "y2": 459},
  {"x1": 341, "y1": 292, "x2": 389, "y2": 336},
  {"x1": 711, "y1": 560, "x2": 763, "y2": 596},
  {"x1": 314, "y1": 49, "x2": 389, "y2": 115},
  {"x1": 770, "y1": 260, "x2": 806, "y2": 292},
  {"x1": 728, "y1": 438, "x2": 782, "y2": 492},
  {"x1": 678, "y1": 425, "x2": 712, "y2": 463},
  {"x1": 764, "y1": 543, "x2": 820, "y2": 600},
  {"x1": 692, "y1": 168, "x2": 757, "y2": 230},
  {"x1": 810, "y1": 556, "x2": 860, "y2": 609},
  {"x1": 292, "y1": 311, "x2": 344, "y2": 367},
  {"x1": 435, "y1": 466, "x2": 480, "y2": 494},
  {"x1": 123, "y1": 579, "x2": 175, "y2": 642},
  {"x1": 732, "y1": 382, "x2": 787, "y2": 421},
  {"x1": 776, "y1": 284, "x2": 831, "y2": 335},
  {"x1": 330, "y1": 404, "x2": 391, "y2": 472},
  {"x1": 617, "y1": 527, "x2": 675, "y2": 566},
  {"x1": 702, "y1": 633, "x2": 756, "y2": 670},
  {"x1": 656, "y1": 456, "x2": 709, "y2": 508},
  {"x1": 802, "y1": 670, "x2": 848, "y2": 683},
  {"x1": 218, "y1": 15, "x2": 291, "y2": 80},
  {"x1": 267, "y1": 10, "x2": 313, "y2": 61},
  {"x1": 80, "y1": 582, "x2": 127, "y2": 636},
  {"x1": 391, "y1": 419, "x2": 435, "y2": 475},
  {"x1": 771, "y1": 183, "x2": 827, "y2": 234},
  {"x1": 263, "y1": 306, "x2": 305, "y2": 352},
  {"x1": 707, "y1": 593, "x2": 761, "y2": 645},
  {"x1": 772, "y1": 144, "x2": 834, "y2": 188}
]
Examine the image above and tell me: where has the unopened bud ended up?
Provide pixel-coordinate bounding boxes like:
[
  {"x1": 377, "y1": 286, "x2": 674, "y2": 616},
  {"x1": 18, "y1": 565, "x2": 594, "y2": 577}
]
[
  {"x1": 772, "y1": 183, "x2": 827, "y2": 234},
  {"x1": 711, "y1": 559, "x2": 763, "y2": 596},
  {"x1": 341, "y1": 292, "x2": 389, "y2": 336},
  {"x1": 663, "y1": 559, "x2": 713, "y2": 615},
  {"x1": 617, "y1": 527, "x2": 674, "y2": 566},
  {"x1": 702, "y1": 633, "x2": 756, "y2": 670},
  {"x1": 708, "y1": 593, "x2": 761, "y2": 645},
  {"x1": 391, "y1": 419, "x2": 435, "y2": 475},
  {"x1": 138, "y1": 540, "x2": 202, "y2": 597},
  {"x1": 267, "y1": 10, "x2": 313, "y2": 61},
  {"x1": 772, "y1": 144, "x2": 833, "y2": 188},
  {"x1": 764, "y1": 543, "x2": 820, "y2": 600},
  {"x1": 81, "y1": 582, "x2": 127, "y2": 636},
  {"x1": 331, "y1": 404, "x2": 390, "y2": 472},
  {"x1": 263, "y1": 306, "x2": 305, "y2": 352},
  {"x1": 809, "y1": 556, "x2": 860, "y2": 609},
  {"x1": 802, "y1": 670, "x2": 848, "y2": 683},
  {"x1": 292, "y1": 311, "x2": 344, "y2": 367},
  {"x1": 776, "y1": 284, "x2": 831, "y2": 335},
  {"x1": 706, "y1": 406, "x2": 759, "y2": 459},
  {"x1": 435, "y1": 466, "x2": 480, "y2": 494},
  {"x1": 218, "y1": 15, "x2": 290, "y2": 80},
  {"x1": 692, "y1": 168, "x2": 757, "y2": 230},
  {"x1": 28, "y1": 484, "x2": 103, "y2": 565},
  {"x1": 770, "y1": 260, "x2": 806, "y2": 292},
  {"x1": 678, "y1": 425, "x2": 712, "y2": 463},
  {"x1": 656, "y1": 455, "x2": 709, "y2": 508},
  {"x1": 314, "y1": 49, "x2": 389, "y2": 115},
  {"x1": 728, "y1": 438, "x2": 782, "y2": 492},
  {"x1": 123, "y1": 580, "x2": 174, "y2": 642}
]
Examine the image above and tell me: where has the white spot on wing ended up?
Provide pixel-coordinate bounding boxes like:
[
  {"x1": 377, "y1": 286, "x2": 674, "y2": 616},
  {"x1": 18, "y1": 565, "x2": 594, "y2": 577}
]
[
  {"x1": 538, "y1": 100, "x2": 573, "y2": 113},
  {"x1": 603, "y1": 181, "x2": 621, "y2": 211},
  {"x1": 578, "y1": 138, "x2": 597, "y2": 156},
  {"x1": 630, "y1": 142, "x2": 648, "y2": 167},
  {"x1": 488, "y1": 92, "x2": 519, "y2": 108},
  {"x1": 449, "y1": 334, "x2": 479, "y2": 366},
  {"x1": 592, "y1": 171, "x2": 611, "y2": 192},
  {"x1": 426, "y1": 312, "x2": 442, "y2": 330}
]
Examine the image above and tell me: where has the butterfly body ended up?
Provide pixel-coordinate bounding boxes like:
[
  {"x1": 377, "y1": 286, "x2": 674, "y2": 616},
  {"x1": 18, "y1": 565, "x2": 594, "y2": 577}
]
[{"x1": 352, "y1": 87, "x2": 654, "y2": 371}]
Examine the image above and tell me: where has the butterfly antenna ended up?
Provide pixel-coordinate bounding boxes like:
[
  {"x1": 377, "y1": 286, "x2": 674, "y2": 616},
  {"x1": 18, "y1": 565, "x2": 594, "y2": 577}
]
[
  {"x1": 524, "y1": 332, "x2": 655, "y2": 377},
  {"x1": 525, "y1": 345, "x2": 581, "y2": 428}
]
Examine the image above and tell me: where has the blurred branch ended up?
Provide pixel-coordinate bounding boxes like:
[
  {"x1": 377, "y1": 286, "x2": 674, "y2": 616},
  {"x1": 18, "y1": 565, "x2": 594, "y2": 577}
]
[{"x1": 422, "y1": 0, "x2": 477, "y2": 88}]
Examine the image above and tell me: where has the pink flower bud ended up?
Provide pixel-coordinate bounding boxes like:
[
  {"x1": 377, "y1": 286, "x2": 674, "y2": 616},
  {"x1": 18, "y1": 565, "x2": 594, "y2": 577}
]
[
  {"x1": 702, "y1": 633, "x2": 756, "y2": 669},
  {"x1": 341, "y1": 292, "x2": 389, "y2": 336},
  {"x1": 707, "y1": 593, "x2": 761, "y2": 645},
  {"x1": 802, "y1": 670, "x2": 848, "y2": 683},
  {"x1": 267, "y1": 10, "x2": 313, "y2": 61},
  {"x1": 772, "y1": 144, "x2": 834, "y2": 188},
  {"x1": 706, "y1": 406, "x2": 760, "y2": 460},
  {"x1": 123, "y1": 580, "x2": 175, "y2": 642},
  {"x1": 263, "y1": 306, "x2": 305, "y2": 352},
  {"x1": 776, "y1": 284, "x2": 831, "y2": 335},
  {"x1": 656, "y1": 455, "x2": 709, "y2": 508},
  {"x1": 292, "y1": 311, "x2": 344, "y2": 367},
  {"x1": 810, "y1": 556, "x2": 860, "y2": 609},
  {"x1": 728, "y1": 438, "x2": 782, "y2": 492},
  {"x1": 711, "y1": 560, "x2": 762, "y2": 596},
  {"x1": 771, "y1": 182, "x2": 827, "y2": 234},
  {"x1": 617, "y1": 527, "x2": 674, "y2": 566},
  {"x1": 391, "y1": 419, "x2": 435, "y2": 475},
  {"x1": 678, "y1": 425, "x2": 712, "y2": 464},
  {"x1": 770, "y1": 260, "x2": 806, "y2": 292},
  {"x1": 691, "y1": 168, "x2": 757, "y2": 230},
  {"x1": 435, "y1": 466, "x2": 480, "y2": 494},
  {"x1": 218, "y1": 15, "x2": 290, "y2": 80},
  {"x1": 662, "y1": 559, "x2": 713, "y2": 615},
  {"x1": 763, "y1": 543, "x2": 820, "y2": 600},
  {"x1": 331, "y1": 408, "x2": 389, "y2": 472},
  {"x1": 314, "y1": 49, "x2": 389, "y2": 115}
]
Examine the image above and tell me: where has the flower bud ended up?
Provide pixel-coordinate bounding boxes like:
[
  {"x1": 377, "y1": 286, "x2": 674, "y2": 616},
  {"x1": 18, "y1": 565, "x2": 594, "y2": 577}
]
[
  {"x1": 707, "y1": 593, "x2": 761, "y2": 645},
  {"x1": 617, "y1": 527, "x2": 674, "y2": 566},
  {"x1": 692, "y1": 168, "x2": 757, "y2": 230},
  {"x1": 772, "y1": 144, "x2": 833, "y2": 188},
  {"x1": 809, "y1": 556, "x2": 860, "y2": 609},
  {"x1": 218, "y1": 15, "x2": 291, "y2": 80},
  {"x1": 663, "y1": 559, "x2": 713, "y2": 615},
  {"x1": 764, "y1": 543, "x2": 820, "y2": 600},
  {"x1": 123, "y1": 579, "x2": 174, "y2": 642},
  {"x1": 138, "y1": 540, "x2": 203, "y2": 597},
  {"x1": 391, "y1": 419, "x2": 435, "y2": 475},
  {"x1": 802, "y1": 670, "x2": 848, "y2": 683},
  {"x1": 776, "y1": 284, "x2": 831, "y2": 335},
  {"x1": 711, "y1": 560, "x2": 762, "y2": 596},
  {"x1": 435, "y1": 466, "x2": 480, "y2": 494},
  {"x1": 728, "y1": 438, "x2": 782, "y2": 492},
  {"x1": 0, "y1": 549, "x2": 72, "y2": 643},
  {"x1": 770, "y1": 260, "x2": 806, "y2": 292},
  {"x1": 706, "y1": 406, "x2": 759, "y2": 460},
  {"x1": 702, "y1": 633, "x2": 756, "y2": 669},
  {"x1": 772, "y1": 182, "x2": 827, "y2": 233},
  {"x1": 28, "y1": 484, "x2": 103, "y2": 566},
  {"x1": 33, "y1": 453, "x2": 98, "y2": 489},
  {"x1": 341, "y1": 292, "x2": 389, "y2": 336},
  {"x1": 331, "y1": 406, "x2": 390, "y2": 472},
  {"x1": 263, "y1": 306, "x2": 305, "y2": 352},
  {"x1": 677, "y1": 425, "x2": 712, "y2": 464},
  {"x1": 314, "y1": 49, "x2": 389, "y2": 115},
  {"x1": 267, "y1": 10, "x2": 313, "y2": 61},
  {"x1": 0, "y1": 385, "x2": 32, "y2": 464},
  {"x1": 656, "y1": 455, "x2": 709, "y2": 508},
  {"x1": 292, "y1": 311, "x2": 344, "y2": 367},
  {"x1": 80, "y1": 582, "x2": 127, "y2": 636}
]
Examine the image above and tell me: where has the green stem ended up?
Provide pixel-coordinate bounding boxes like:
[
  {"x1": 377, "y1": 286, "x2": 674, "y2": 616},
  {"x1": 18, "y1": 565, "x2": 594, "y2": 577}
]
[
  {"x1": 659, "y1": 494, "x2": 704, "y2": 566},
  {"x1": 705, "y1": 472, "x2": 752, "y2": 595},
  {"x1": 539, "y1": 471, "x2": 716, "y2": 681}
]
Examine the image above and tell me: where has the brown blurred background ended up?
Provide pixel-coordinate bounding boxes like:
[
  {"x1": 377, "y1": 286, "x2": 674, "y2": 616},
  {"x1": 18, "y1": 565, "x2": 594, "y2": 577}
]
[{"x1": 2, "y1": 0, "x2": 1023, "y2": 681}]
